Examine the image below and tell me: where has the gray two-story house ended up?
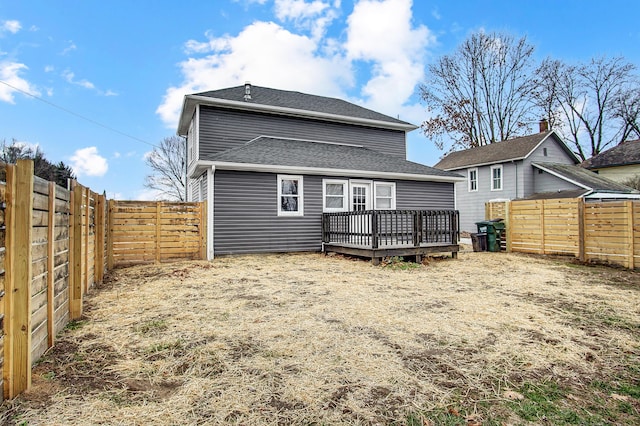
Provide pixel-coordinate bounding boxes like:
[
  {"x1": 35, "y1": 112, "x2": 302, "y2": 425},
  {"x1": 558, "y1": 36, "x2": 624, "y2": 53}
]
[
  {"x1": 435, "y1": 128, "x2": 638, "y2": 232},
  {"x1": 177, "y1": 83, "x2": 464, "y2": 259}
]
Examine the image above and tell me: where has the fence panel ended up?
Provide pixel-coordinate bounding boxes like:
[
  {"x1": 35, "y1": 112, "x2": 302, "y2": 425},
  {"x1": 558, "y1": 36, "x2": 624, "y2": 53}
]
[
  {"x1": 487, "y1": 198, "x2": 639, "y2": 269},
  {"x1": 108, "y1": 200, "x2": 206, "y2": 268}
]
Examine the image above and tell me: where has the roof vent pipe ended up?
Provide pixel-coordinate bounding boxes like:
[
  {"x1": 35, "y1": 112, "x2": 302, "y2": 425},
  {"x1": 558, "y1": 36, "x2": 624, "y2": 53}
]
[{"x1": 244, "y1": 81, "x2": 252, "y2": 101}]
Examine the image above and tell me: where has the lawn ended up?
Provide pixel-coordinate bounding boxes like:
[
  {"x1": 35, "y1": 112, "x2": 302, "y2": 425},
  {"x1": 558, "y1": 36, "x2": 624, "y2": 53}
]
[{"x1": 3, "y1": 250, "x2": 639, "y2": 425}]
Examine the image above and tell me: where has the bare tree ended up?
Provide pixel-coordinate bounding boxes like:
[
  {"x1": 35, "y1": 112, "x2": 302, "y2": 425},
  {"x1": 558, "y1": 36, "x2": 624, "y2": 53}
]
[
  {"x1": 534, "y1": 56, "x2": 638, "y2": 160},
  {"x1": 420, "y1": 31, "x2": 536, "y2": 152},
  {"x1": 144, "y1": 136, "x2": 186, "y2": 201},
  {"x1": 0, "y1": 139, "x2": 75, "y2": 187}
]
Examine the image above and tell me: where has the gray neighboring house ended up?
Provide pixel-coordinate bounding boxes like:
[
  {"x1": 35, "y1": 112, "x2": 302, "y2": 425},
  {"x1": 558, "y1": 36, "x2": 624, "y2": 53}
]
[{"x1": 177, "y1": 83, "x2": 464, "y2": 259}]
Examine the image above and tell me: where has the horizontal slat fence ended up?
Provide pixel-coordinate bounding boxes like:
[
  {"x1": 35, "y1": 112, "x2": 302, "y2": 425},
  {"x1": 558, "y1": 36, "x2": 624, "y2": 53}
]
[
  {"x1": 0, "y1": 160, "x2": 209, "y2": 401},
  {"x1": 486, "y1": 198, "x2": 639, "y2": 269},
  {"x1": 108, "y1": 201, "x2": 206, "y2": 268}
]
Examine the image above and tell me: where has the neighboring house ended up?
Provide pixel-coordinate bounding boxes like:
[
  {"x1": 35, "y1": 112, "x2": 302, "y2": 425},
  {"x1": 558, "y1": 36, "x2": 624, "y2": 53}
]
[
  {"x1": 434, "y1": 127, "x2": 638, "y2": 232},
  {"x1": 583, "y1": 139, "x2": 640, "y2": 184},
  {"x1": 177, "y1": 83, "x2": 464, "y2": 259}
]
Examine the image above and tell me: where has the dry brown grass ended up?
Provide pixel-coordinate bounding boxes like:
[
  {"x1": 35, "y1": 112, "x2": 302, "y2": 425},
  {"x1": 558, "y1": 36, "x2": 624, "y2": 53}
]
[{"x1": 3, "y1": 250, "x2": 640, "y2": 425}]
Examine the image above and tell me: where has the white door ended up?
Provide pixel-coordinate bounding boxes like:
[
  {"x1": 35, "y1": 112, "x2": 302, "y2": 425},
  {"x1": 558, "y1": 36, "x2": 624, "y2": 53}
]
[{"x1": 350, "y1": 182, "x2": 372, "y2": 245}]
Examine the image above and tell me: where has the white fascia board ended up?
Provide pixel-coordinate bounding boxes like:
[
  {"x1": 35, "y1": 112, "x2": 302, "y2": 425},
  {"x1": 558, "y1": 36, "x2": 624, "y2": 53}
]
[
  {"x1": 443, "y1": 157, "x2": 527, "y2": 171},
  {"x1": 531, "y1": 163, "x2": 591, "y2": 190},
  {"x1": 585, "y1": 192, "x2": 640, "y2": 199},
  {"x1": 207, "y1": 161, "x2": 465, "y2": 183},
  {"x1": 178, "y1": 94, "x2": 418, "y2": 134}
]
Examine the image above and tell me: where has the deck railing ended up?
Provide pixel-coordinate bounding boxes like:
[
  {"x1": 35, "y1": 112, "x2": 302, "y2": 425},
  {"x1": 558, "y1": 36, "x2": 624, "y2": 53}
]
[{"x1": 322, "y1": 209, "x2": 460, "y2": 249}]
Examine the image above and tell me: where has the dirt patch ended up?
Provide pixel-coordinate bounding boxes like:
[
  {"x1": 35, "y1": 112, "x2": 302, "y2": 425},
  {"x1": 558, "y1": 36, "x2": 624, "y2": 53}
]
[{"x1": 4, "y1": 252, "x2": 639, "y2": 425}]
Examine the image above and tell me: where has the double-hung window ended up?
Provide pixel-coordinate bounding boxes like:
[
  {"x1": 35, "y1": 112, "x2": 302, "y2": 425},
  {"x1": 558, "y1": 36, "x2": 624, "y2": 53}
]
[
  {"x1": 374, "y1": 182, "x2": 396, "y2": 210},
  {"x1": 322, "y1": 179, "x2": 348, "y2": 212},
  {"x1": 277, "y1": 175, "x2": 303, "y2": 216},
  {"x1": 468, "y1": 168, "x2": 478, "y2": 192},
  {"x1": 490, "y1": 165, "x2": 503, "y2": 191}
]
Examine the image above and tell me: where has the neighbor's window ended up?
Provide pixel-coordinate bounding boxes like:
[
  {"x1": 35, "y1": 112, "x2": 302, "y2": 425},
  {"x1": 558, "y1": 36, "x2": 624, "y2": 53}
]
[
  {"x1": 491, "y1": 165, "x2": 503, "y2": 191},
  {"x1": 468, "y1": 168, "x2": 478, "y2": 192},
  {"x1": 323, "y1": 179, "x2": 348, "y2": 212},
  {"x1": 374, "y1": 182, "x2": 396, "y2": 210},
  {"x1": 277, "y1": 175, "x2": 303, "y2": 216}
]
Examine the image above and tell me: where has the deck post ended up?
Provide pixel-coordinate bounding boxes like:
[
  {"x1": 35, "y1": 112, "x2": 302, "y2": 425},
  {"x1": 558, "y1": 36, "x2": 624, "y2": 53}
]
[{"x1": 371, "y1": 210, "x2": 378, "y2": 249}]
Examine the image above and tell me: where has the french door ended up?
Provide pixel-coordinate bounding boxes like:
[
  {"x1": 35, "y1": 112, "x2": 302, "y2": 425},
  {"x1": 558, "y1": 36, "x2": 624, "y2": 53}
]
[{"x1": 350, "y1": 182, "x2": 372, "y2": 245}]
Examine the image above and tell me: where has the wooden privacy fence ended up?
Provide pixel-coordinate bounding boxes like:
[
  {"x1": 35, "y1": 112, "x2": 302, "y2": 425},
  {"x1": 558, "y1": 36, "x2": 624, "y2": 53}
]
[
  {"x1": 0, "y1": 160, "x2": 207, "y2": 401},
  {"x1": 486, "y1": 198, "x2": 640, "y2": 269},
  {"x1": 107, "y1": 200, "x2": 206, "y2": 268}
]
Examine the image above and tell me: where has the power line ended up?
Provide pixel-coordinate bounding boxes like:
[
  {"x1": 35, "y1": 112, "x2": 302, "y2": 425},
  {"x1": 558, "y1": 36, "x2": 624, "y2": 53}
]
[{"x1": 0, "y1": 79, "x2": 160, "y2": 148}]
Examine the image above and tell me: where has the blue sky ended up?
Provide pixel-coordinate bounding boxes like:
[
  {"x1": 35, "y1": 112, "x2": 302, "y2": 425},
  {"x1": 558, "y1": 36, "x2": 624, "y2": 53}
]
[{"x1": 1, "y1": 0, "x2": 639, "y2": 199}]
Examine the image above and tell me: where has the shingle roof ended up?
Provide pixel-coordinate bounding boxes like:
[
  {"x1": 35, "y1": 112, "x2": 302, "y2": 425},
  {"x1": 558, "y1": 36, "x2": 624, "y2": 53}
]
[
  {"x1": 524, "y1": 189, "x2": 590, "y2": 200},
  {"x1": 583, "y1": 139, "x2": 640, "y2": 168},
  {"x1": 194, "y1": 85, "x2": 413, "y2": 127},
  {"x1": 532, "y1": 162, "x2": 637, "y2": 193},
  {"x1": 434, "y1": 132, "x2": 572, "y2": 170},
  {"x1": 207, "y1": 136, "x2": 463, "y2": 180}
]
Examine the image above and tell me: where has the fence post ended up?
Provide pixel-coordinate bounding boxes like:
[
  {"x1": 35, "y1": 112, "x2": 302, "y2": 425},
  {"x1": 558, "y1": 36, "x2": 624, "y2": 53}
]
[
  {"x1": 371, "y1": 211, "x2": 379, "y2": 249},
  {"x1": 626, "y1": 201, "x2": 635, "y2": 269},
  {"x1": 505, "y1": 201, "x2": 512, "y2": 252},
  {"x1": 578, "y1": 198, "x2": 586, "y2": 262},
  {"x1": 69, "y1": 184, "x2": 83, "y2": 320},
  {"x1": 539, "y1": 200, "x2": 546, "y2": 255},
  {"x1": 94, "y1": 193, "x2": 105, "y2": 283},
  {"x1": 155, "y1": 202, "x2": 162, "y2": 263},
  {"x1": 46, "y1": 182, "x2": 55, "y2": 349},
  {"x1": 83, "y1": 188, "x2": 90, "y2": 293},
  {"x1": 4, "y1": 160, "x2": 34, "y2": 398},
  {"x1": 107, "y1": 199, "x2": 114, "y2": 270},
  {"x1": 200, "y1": 201, "x2": 207, "y2": 260}
]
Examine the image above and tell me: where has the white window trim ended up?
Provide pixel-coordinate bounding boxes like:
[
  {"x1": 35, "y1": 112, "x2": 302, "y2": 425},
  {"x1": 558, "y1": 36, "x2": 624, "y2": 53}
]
[
  {"x1": 373, "y1": 181, "x2": 396, "y2": 210},
  {"x1": 322, "y1": 179, "x2": 348, "y2": 212},
  {"x1": 468, "y1": 167, "x2": 478, "y2": 192},
  {"x1": 490, "y1": 165, "x2": 503, "y2": 191},
  {"x1": 277, "y1": 174, "x2": 304, "y2": 217}
]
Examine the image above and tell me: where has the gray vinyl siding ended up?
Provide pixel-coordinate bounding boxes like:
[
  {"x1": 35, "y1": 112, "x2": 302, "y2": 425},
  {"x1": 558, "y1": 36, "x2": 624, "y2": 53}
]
[
  {"x1": 522, "y1": 136, "x2": 577, "y2": 195},
  {"x1": 533, "y1": 169, "x2": 582, "y2": 193},
  {"x1": 213, "y1": 170, "x2": 455, "y2": 255},
  {"x1": 455, "y1": 162, "x2": 517, "y2": 232},
  {"x1": 200, "y1": 106, "x2": 406, "y2": 158},
  {"x1": 189, "y1": 172, "x2": 208, "y2": 202}
]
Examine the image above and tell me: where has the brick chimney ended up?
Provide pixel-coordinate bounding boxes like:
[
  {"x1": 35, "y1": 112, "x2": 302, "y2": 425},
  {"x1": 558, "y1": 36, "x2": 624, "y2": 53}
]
[{"x1": 539, "y1": 118, "x2": 549, "y2": 133}]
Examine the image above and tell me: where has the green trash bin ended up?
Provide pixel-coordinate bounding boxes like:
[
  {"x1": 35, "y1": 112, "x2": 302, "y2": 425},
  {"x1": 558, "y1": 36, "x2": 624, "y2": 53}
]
[{"x1": 476, "y1": 220, "x2": 505, "y2": 252}]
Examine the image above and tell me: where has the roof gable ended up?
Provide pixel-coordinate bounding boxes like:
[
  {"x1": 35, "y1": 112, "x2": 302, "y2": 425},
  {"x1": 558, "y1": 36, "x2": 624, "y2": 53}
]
[
  {"x1": 178, "y1": 85, "x2": 417, "y2": 135},
  {"x1": 434, "y1": 131, "x2": 578, "y2": 170},
  {"x1": 583, "y1": 139, "x2": 640, "y2": 168}
]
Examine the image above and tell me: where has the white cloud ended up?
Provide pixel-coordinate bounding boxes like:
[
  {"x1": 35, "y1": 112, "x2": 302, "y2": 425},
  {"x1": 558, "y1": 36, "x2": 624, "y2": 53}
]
[
  {"x1": 135, "y1": 188, "x2": 165, "y2": 201},
  {"x1": 61, "y1": 41, "x2": 77, "y2": 55},
  {"x1": 157, "y1": 20, "x2": 352, "y2": 127},
  {"x1": 0, "y1": 61, "x2": 40, "y2": 103},
  {"x1": 1, "y1": 20, "x2": 21, "y2": 34},
  {"x1": 62, "y1": 69, "x2": 117, "y2": 96},
  {"x1": 113, "y1": 152, "x2": 121, "y2": 159},
  {"x1": 44, "y1": 65, "x2": 55, "y2": 73},
  {"x1": 70, "y1": 147, "x2": 108, "y2": 177},
  {"x1": 63, "y1": 70, "x2": 96, "y2": 89},
  {"x1": 344, "y1": 0, "x2": 434, "y2": 120},
  {"x1": 158, "y1": 0, "x2": 434, "y2": 128}
]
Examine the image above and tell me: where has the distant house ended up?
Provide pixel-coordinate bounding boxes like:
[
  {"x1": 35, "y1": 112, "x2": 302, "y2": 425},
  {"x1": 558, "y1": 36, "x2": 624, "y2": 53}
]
[
  {"x1": 434, "y1": 126, "x2": 638, "y2": 232},
  {"x1": 583, "y1": 139, "x2": 640, "y2": 184},
  {"x1": 177, "y1": 83, "x2": 463, "y2": 259}
]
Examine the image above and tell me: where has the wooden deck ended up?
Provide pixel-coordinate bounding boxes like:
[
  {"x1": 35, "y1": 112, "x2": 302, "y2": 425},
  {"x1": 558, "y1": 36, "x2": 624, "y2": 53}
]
[{"x1": 322, "y1": 210, "x2": 460, "y2": 264}]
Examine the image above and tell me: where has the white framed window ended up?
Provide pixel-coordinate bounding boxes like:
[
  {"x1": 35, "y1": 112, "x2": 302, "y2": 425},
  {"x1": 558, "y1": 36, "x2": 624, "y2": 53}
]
[
  {"x1": 322, "y1": 179, "x2": 348, "y2": 212},
  {"x1": 468, "y1": 168, "x2": 478, "y2": 192},
  {"x1": 374, "y1": 181, "x2": 396, "y2": 210},
  {"x1": 491, "y1": 165, "x2": 503, "y2": 191},
  {"x1": 277, "y1": 175, "x2": 303, "y2": 216}
]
